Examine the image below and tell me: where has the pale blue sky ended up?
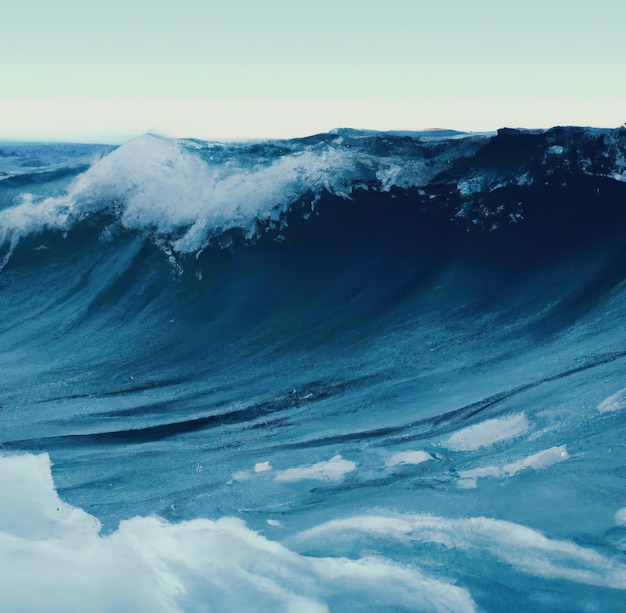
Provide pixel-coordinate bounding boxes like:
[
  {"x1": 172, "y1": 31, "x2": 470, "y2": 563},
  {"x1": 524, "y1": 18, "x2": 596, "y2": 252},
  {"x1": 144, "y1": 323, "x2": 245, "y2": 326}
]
[{"x1": 1, "y1": 0, "x2": 624, "y2": 141}]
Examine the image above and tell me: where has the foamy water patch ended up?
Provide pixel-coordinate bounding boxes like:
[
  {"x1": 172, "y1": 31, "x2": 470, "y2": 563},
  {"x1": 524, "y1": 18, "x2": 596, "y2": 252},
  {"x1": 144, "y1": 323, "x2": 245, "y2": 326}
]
[
  {"x1": 275, "y1": 455, "x2": 356, "y2": 483},
  {"x1": 0, "y1": 453, "x2": 476, "y2": 613},
  {"x1": 443, "y1": 412, "x2": 530, "y2": 451},
  {"x1": 255, "y1": 461, "x2": 273, "y2": 473},
  {"x1": 597, "y1": 387, "x2": 626, "y2": 413},
  {"x1": 296, "y1": 513, "x2": 626, "y2": 590},
  {"x1": 0, "y1": 134, "x2": 368, "y2": 256},
  {"x1": 457, "y1": 445, "x2": 569, "y2": 488},
  {"x1": 386, "y1": 450, "x2": 433, "y2": 468}
]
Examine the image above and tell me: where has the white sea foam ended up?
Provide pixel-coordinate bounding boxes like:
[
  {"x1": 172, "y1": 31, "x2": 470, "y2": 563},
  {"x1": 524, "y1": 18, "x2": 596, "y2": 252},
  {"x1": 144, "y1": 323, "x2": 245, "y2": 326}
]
[
  {"x1": 548, "y1": 145, "x2": 565, "y2": 156},
  {"x1": 457, "y1": 445, "x2": 569, "y2": 488},
  {"x1": 500, "y1": 445, "x2": 569, "y2": 475},
  {"x1": 443, "y1": 412, "x2": 530, "y2": 451},
  {"x1": 275, "y1": 455, "x2": 356, "y2": 483},
  {"x1": 0, "y1": 453, "x2": 476, "y2": 613},
  {"x1": 229, "y1": 470, "x2": 252, "y2": 482},
  {"x1": 254, "y1": 461, "x2": 273, "y2": 473},
  {"x1": 597, "y1": 387, "x2": 626, "y2": 413},
  {"x1": 616, "y1": 508, "x2": 626, "y2": 526},
  {"x1": 386, "y1": 450, "x2": 433, "y2": 468},
  {"x1": 0, "y1": 135, "x2": 357, "y2": 254},
  {"x1": 297, "y1": 513, "x2": 626, "y2": 590}
]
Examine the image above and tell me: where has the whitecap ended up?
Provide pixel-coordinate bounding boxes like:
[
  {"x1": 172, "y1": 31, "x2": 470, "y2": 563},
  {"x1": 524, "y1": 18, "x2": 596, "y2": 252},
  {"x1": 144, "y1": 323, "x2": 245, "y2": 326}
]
[
  {"x1": 443, "y1": 412, "x2": 530, "y2": 451},
  {"x1": 457, "y1": 445, "x2": 569, "y2": 488},
  {"x1": 297, "y1": 512, "x2": 626, "y2": 590},
  {"x1": 597, "y1": 387, "x2": 626, "y2": 413},
  {"x1": 275, "y1": 455, "x2": 356, "y2": 483},
  {"x1": 386, "y1": 450, "x2": 433, "y2": 468}
]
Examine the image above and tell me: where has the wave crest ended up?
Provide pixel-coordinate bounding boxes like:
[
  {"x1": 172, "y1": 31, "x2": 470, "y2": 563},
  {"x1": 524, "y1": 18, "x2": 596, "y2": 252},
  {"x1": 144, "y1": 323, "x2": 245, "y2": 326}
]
[{"x1": 1, "y1": 127, "x2": 626, "y2": 270}]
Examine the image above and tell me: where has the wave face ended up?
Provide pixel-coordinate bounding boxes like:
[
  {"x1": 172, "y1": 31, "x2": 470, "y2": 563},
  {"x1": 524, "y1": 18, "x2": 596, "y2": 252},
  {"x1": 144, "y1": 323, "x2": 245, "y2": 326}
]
[{"x1": 2, "y1": 127, "x2": 626, "y2": 612}]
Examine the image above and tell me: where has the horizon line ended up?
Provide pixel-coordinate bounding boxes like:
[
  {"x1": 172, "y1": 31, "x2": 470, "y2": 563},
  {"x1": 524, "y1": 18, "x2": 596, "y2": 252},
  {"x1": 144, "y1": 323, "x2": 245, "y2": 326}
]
[{"x1": 2, "y1": 123, "x2": 625, "y2": 146}]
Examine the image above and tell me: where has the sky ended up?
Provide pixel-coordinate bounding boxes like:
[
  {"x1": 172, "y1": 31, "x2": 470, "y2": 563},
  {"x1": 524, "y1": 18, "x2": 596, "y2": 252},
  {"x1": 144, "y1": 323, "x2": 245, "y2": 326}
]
[{"x1": 0, "y1": 0, "x2": 624, "y2": 143}]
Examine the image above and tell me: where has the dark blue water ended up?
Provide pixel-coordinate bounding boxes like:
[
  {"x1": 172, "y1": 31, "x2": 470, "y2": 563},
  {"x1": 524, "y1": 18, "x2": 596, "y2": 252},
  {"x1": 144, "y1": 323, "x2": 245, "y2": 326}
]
[{"x1": 1, "y1": 128, "x2": 626, "y2": 612}]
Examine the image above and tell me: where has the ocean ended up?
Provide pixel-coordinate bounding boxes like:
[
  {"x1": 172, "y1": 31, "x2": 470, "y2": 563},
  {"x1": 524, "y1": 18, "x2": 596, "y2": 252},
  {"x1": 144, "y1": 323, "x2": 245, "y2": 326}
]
[{"x1": 1, "y1": 126, "x2": 626, "y2": 612}]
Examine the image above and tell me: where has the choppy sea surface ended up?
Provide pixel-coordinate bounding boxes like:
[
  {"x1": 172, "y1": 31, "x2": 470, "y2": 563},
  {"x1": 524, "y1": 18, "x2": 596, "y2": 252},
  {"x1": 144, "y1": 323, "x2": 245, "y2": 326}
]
[{"x1": 1, "y1": 127, "x2": 626, "y2": 612}]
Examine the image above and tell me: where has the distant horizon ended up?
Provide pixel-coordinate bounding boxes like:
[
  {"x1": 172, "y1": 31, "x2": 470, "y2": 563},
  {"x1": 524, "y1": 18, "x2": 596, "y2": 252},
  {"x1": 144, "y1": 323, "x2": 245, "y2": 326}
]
[
  {"x1": 1, "y1": 97, "x2": 623, "y2": 145},
  {"x1": 0, "y1": 119, "x2": 624, "y2": 146}
]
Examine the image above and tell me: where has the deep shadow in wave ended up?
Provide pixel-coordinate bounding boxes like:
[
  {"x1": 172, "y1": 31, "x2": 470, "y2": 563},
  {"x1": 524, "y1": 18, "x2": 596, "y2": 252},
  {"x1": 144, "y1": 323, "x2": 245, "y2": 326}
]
[{"x1": 3, "y1": 170, "x2": 626, "y2": 461}]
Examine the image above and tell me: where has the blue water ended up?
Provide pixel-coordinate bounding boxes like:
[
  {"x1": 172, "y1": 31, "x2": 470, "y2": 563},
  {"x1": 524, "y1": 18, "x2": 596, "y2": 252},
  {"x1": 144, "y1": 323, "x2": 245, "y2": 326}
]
[{"x1": 1, "y1": 128, "x2": 626, "y2": 612}]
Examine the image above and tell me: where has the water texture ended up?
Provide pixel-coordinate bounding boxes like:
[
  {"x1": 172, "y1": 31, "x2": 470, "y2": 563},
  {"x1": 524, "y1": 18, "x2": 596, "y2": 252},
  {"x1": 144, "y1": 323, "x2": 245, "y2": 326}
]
[{"x1": 1, "y1": 127, "x2": 626, "y2": 612}]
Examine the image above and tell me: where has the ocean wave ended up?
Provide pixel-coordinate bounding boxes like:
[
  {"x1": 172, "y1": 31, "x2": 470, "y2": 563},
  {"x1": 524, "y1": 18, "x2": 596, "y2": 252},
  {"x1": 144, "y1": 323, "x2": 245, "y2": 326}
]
[
  {"x1": 3, "y1": 128, "x2": 626, "y2": 611},
  {"x1": 1, "y1": 127, "x2": 625, "y2": 273}
]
